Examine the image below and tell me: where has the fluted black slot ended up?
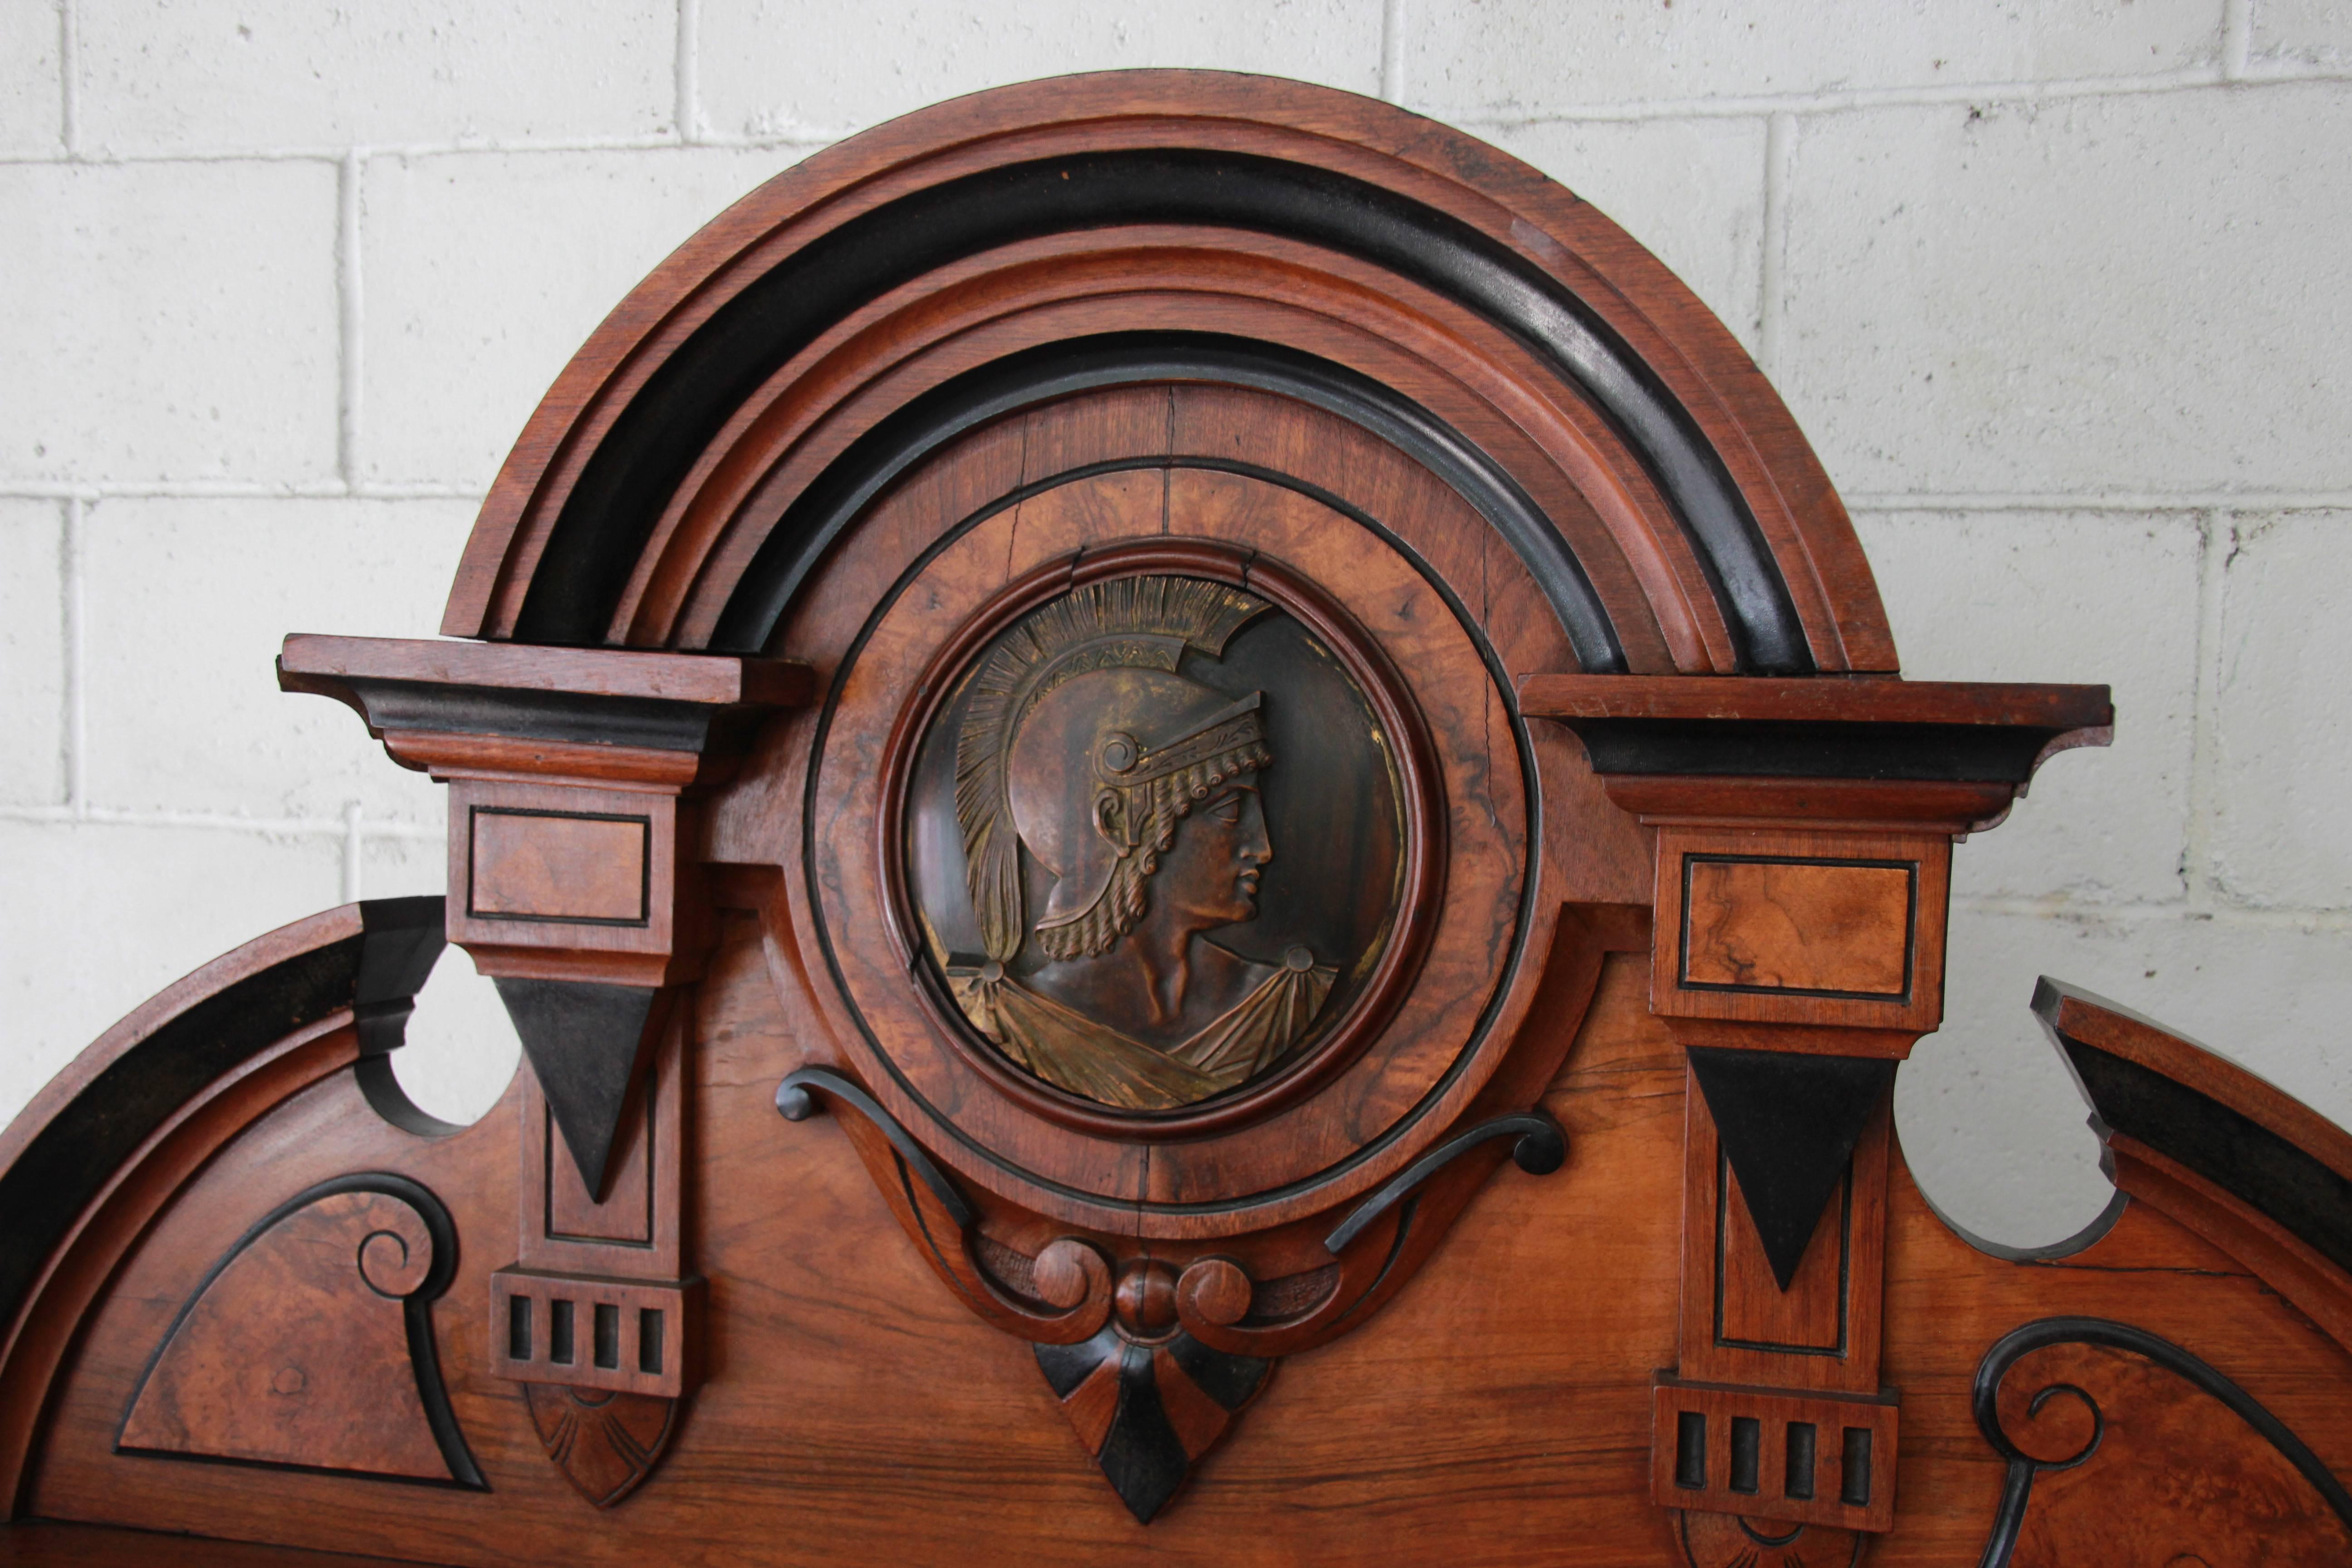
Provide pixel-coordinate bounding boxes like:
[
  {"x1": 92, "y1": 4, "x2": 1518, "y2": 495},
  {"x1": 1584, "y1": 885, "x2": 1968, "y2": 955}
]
[
  {"x1": 1842, "y1": 1427, "x2": 1873, "y2": 1505},
  {"x1": 506, "y1": 1294, "x2": 533, "y2": 1361},
  {"x1": 549, "y1": 1298, "x2": 575, "y2": 1365},
  {"x1": 1675, "y1": 1411, "x2": 1707, "y2": 1489},
  {"x1": 638, "y1": 1308, "x2": 665, "y2": 1375},
  {"x1": 593, "y1": 1302, "x2": 620, "y2": 1370},
  {"x1": 1785, "y1": 1421, "x2": 1817, "y2": 1499},
  {"x1": 1730, "y1": 1416, "x2": 1761, "y2": 1494}
]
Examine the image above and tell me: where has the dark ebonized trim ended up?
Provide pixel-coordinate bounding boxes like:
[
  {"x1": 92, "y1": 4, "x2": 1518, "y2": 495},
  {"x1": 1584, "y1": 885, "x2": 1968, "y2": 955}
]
[
  {"x1": 332, "y1": 677, "x2": 744, "y2": 754},
  {"x1": 713, "y1": 332, "x2": 1626, "y2": 673},
  {"x1": 1713, "y1": 1148, "x2": 1851, "y2": 1357},
  {"x1": 520, "y1": 150, "x2": 1810, "y2": 671},
  {"x1": 1685, "y1": 1047, "x2": 1894, "y2": 1293},
  {"x1": 1323, "y1": 1110, "x2": 1566, "y2": 1254},
  {"x1": 1971, "y1": 1316, "x2": 2352, "y2": 1568},
  {"x1": 1031, "y1": 1327, "x2": 1268, "y2": 1524},
  {"x1": 353, "y1": 896, "x2": 445, "y2": 1058},
  {"x1": 2046, "y1": 1025, "x2": 2352, "y2": 1279},
  {"x1": 775, "y1": 1066, "x2": 977, "y2": 1229},
  {"x1": 1167, "y1": 1332, "x2": 1271, "y2": 1411},
  {"x1": 116, "y1": 1171, "x2": 485, "y2": 1491},
  {"x1": 497, "y1": 978, "x2": 659, "y2": 1202},
  {"x1": 1565, "y1": 717, "x2": 2068, "y2": 782},
  {"x1": 0, "y1": 897, "x2": 446, "y2": 1347}
]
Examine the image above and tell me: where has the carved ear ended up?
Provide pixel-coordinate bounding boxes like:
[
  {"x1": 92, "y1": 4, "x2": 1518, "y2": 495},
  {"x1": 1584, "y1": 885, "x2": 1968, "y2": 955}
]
[{"x1": 1093, "y1": 790, "x2": 1126, "y2": 846}]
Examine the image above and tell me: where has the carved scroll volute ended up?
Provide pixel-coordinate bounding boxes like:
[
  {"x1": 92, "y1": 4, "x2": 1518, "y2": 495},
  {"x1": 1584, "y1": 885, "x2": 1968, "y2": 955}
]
[{"x1": 1523, "y1": 672, "x2": 2115, "y2": 1554}]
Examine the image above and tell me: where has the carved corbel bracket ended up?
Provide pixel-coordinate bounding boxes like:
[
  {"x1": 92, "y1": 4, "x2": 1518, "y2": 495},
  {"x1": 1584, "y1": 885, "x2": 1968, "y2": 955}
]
[
  {"x1": 281, "y1": 634, "x2": 809, "y2": 1505},
  {"x1": 1523, "y1": 673, "x2": 2112, "y2": 1558},
  {"x1": 280, "y1": 634, "x2": 810, "y2": 1190}
]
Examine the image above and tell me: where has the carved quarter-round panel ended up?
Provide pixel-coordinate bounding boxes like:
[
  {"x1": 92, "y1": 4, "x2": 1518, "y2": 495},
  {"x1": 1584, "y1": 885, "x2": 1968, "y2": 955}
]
[
  {"x1": 893, "y1": 551, "x2": 1441, "y2": 1133},
  {"x1": 799, "y1": 397, "x2": 1537, "y2": 1236}
]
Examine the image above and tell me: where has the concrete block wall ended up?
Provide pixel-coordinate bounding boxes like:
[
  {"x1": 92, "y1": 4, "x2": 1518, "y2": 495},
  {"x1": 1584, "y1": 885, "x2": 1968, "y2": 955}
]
[{"x1": 5, "y1": 2, "x2": 2348, "y2": 1245}]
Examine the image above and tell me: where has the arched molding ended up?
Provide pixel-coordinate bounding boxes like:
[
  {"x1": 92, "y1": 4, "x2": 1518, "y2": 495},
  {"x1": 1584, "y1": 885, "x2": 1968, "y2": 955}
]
[{"x1": 442, "y1": 71, "x2": 1894, "y2": 676}]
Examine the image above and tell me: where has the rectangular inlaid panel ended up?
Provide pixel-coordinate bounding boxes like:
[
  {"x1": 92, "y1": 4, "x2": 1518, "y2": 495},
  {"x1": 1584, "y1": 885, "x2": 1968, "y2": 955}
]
[
  {"x1": 1680, "y1": 857, "x2": 1913, "y2": 999},
  {"x1": 1651, "y1": 1377, "x2": 1899, "y2": 1533},
  {"x1": 468, "y1": 808, "x2": 650, "y2": 926}
]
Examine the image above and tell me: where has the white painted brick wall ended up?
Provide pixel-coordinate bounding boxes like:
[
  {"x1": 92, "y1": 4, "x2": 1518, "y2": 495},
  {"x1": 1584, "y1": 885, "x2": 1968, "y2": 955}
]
[
  {"x1": 2210, "y1": 510, "x2": 2352, "y2": 906},
  {"x1": 4, "y1": 1, "x2": 2347, "y2": 1242},
  {"x1": 694, "y1": 0, "x2": 1385, "y2": 139},
  {"x1": 0, "y1": 159, "x2": 340, "y2": 484},
  {"x1": 360, "y1": 145, "x2": 814, "y2": 489},
  {"x1": 73, "y1": 0, "x2": 679, "y2": 155},
  {"x1": 0, "y1": 5, "x2": 61, "y2": 157}
]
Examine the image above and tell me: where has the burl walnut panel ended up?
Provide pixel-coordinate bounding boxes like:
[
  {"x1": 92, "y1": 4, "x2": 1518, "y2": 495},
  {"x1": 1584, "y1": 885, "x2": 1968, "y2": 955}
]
[
  {"x1": 16, "y1": 936, "x2": 2352, "y2": 1566},
  {"x1": 1681, "y1": 858, "x2": 1912, "y2": 997},
  {"x1": 1652, "y1": 827, "x2": 1950, "y2": 1037}
]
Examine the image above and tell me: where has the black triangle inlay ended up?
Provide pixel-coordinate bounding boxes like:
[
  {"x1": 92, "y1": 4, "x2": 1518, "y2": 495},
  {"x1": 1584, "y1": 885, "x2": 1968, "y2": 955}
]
[
  {"x1": 494, "y1": 978, "x2": 658, "y2": 1200},
  {"x1": 1686, "y1": 1047, "x2": 1896, "y2": 1291}
]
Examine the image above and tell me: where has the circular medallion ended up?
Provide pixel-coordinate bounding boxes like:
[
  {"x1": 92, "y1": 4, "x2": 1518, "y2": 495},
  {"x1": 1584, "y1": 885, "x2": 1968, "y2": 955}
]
[
  {"x1": 888, "y1": 545, "x2": 1441, "y2": 1132},
  {"x1": 805, "y1": 437, "x2": 1536, "y2": 1235}
]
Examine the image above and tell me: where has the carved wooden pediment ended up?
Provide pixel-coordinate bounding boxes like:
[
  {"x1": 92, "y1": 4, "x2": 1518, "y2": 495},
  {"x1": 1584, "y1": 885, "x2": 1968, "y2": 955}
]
[{"x1": 3, "y1": 71, "x2": 2349, "y2": 1568}]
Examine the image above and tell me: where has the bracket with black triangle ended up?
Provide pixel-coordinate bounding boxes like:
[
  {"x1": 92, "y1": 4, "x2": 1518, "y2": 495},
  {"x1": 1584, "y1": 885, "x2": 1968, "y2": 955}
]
[
  {"x1": 1685, "y1": 1045, "x2": 1898, "y2": 1291},
  {"x1": 495, "y1": 978, "x2": 672, "y2": 1201}
]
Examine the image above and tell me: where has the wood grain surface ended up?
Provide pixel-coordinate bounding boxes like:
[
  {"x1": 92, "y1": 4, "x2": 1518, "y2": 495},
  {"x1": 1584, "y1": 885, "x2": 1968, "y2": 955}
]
[{"x1": 13, "y1": 940, "x2": 2352, "y2": 1564}]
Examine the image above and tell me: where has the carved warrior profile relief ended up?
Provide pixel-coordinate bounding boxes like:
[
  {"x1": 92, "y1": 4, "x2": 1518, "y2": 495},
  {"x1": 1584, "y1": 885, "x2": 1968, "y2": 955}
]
[{"x1": 903, "y1": 573, "x2": 1408, "y2": 1112}]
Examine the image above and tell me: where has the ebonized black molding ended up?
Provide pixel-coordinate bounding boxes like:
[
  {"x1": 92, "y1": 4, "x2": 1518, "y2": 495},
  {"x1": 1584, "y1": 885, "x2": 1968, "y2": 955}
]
[
  {"x1": 1970, "y1": 1316, "x2": 2352, "y2": 1568},
  {"x1": 0, "y1": 897, "x2": 444, "y2": 1345},
  {"x1": 1323, "y1": 1110, "x2": 1565, "y2": 1254},
  {"x1": 115, "y1": 1172, "x2": 485, "y2": 1491},
  {"x1": 1686, "y1": 1048, "x2": 1894, "y2": 1292},
  {"x1": 305, "y1": 676, "x2": 761, "y2": 755},
  {"x1": 1034, "y1": 1327, "x2": 1270, "y2": 1524},
  {"x1": 353, "y1": 896, "x2": 445, "y2": 1058},
  {"x1": 1564, "y1": 717, "x2": 2072, "y2": 783},
  {"x1": 775, "y1": 1066, "x2": 976, "y2": 1229},
  {"x1": 713, "y1": 333, "x2": 1625, "y2": 675},
  {"x1": 520, "y1": 150, "x2": 1810, "y2": 674},
  {"x1": 2032, "y1": 980, "x2": 2352, "y2": 1279}
]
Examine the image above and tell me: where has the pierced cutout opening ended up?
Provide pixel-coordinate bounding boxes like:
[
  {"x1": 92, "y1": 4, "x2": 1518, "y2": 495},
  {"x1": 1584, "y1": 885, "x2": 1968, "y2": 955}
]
[
  {"x1": 593, "y1": 1303, "x2": 620, "y2": 1370},
  {"x1": 378, "y1": 936, "x2": 524, "y2": 1130},
  {"x1": 638, "y1": 1308, "x2": 665, "y2": 1375}
]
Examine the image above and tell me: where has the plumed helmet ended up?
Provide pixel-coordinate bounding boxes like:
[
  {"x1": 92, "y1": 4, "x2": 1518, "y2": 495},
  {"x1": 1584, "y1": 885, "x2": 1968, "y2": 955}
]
[
  {"x1": 1009, "y1": 670, "x2": 1269, "y2": 958},
  {"x1": 953, "y1": 575, "x2": 1272, "y2": 963}
]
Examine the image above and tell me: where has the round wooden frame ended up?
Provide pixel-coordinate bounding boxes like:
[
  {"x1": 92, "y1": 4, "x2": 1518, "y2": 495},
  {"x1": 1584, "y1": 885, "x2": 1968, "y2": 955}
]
[
  {"x1": 773, "y1": 387, "x2": 1548, "y2": 1237},
  {"x1": 873, "y1": 536, "x2": 1447, "y2": 1142}
]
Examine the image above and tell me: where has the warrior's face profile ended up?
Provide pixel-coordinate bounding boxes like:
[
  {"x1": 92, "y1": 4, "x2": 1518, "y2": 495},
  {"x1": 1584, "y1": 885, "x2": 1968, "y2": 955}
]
[
  {"x1": 1004, "y1": 664, "x2": 1274, "y2": 971},
  {"x1": 1152, "y1": 780, "x2": 1272, "y2": 931}
]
